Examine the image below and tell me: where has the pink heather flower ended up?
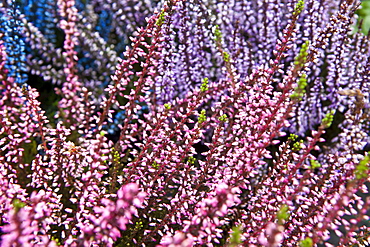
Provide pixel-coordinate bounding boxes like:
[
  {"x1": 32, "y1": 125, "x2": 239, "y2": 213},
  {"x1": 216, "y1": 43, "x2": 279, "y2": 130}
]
[
  {"x1": 163, "y1": 183, "x2": 241, "y2": 245},
  {"x1": 75, "y1": 183, "x2": 146, "y2": 246},
  {"x1": 1, "y1": 190, "x2": 58, "y2": 247},
  {"x1": 159, "y1": 231, "x2": 194, "y2": 247},
  {"x1": 258, "y1": 222, "x2": 285, "y2": 247}
]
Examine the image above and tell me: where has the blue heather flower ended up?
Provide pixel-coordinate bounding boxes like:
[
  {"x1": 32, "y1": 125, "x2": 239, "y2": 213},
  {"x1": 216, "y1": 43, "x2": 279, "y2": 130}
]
[
  {"x1": 22, "y1": 0, "x2": 58, "y2": 44},
  {"x1": 0, "y1": 1, "x2": 27, "y2": 84}
]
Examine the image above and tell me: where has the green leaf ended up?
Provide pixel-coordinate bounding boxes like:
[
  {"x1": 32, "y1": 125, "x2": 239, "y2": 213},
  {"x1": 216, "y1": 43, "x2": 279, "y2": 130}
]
[{"x1": 299, "y1": 237, "x2": 313, "y2": 247}]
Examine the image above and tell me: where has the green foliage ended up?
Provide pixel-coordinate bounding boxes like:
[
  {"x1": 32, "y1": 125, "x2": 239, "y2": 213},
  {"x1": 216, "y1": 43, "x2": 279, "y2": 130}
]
[
  {"x1": 277, "y1": 204, "x2": 290, "y2": 224},
  {"x1": 288, "y1": 134, "x2": 298, "y2": 141},
  {"x1": 292, "y1": 139, "x2": 303, "y2": 152},
  {"x1": 309, "y1": 159, "x2": 321, "y2": 169},
  {"x1": 355, "y1": 1, "x2": 370, "y2": 35},
  {"x1": 299, "y1": 237, "x2": 313, "y2": 247},
  {"x1": 291, "y1": 73, "x2": 307, "y2": 101},
  {"x1": 218, "y1": 114, "x2": 228, "y2": 122},
  {"x1": 12, "y1": 199, "x2": 25, "y2": 213},
  {"x1": 198, "y1": 109, "x2": 207, "y2": 124},
  {"x1": 135, "y1": 220, "x2": 144, "y2": 231},
  {"x1": 228, "y1": 225, "x2": 242, "y2": 246},
  {"x1": 111, "y1": 147, "x2": 120, "y2": 164},
  {"x1": 187, "y1": 156, "x2": 196, "y2": 164},
  {"x1": 294, "y1": 40, "x2": 309, "y2": 67},
  {"x1": 164, "y1": 103, "x2": 171, "y2": 110},
  {"x1": 355, "y1": 152, "x2": 369, "y2": 180},
  {"x1": 200, "y1": 77, "x2": 209, "y2": 92},
  {"x1": 156, "y1": 9, "x2": 165, "y2": 27},
  {"x1": 214, "y1": 24, "x2": 222, "y2": 43},
  {"x1": 321, "y1": 110, "x2": 335, "y2": 129},
  {"x1": 223, "y1": 51, "x2": 230, "y2": 62},
  {"x1": 151, "y1": 161, "x2": 160, "y2": 169},
  {"x1": 293, "y1": 0, "x2": 305, "y2": 16},
  {"x1": 51, "y1": 236, "x2": 61, "y2": 246}
]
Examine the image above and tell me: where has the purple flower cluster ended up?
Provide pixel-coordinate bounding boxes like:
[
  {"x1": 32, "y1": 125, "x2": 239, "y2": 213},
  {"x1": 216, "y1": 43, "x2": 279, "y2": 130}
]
[{"x1": 0, "y1": 0, "x2": 369, "y2": 246}]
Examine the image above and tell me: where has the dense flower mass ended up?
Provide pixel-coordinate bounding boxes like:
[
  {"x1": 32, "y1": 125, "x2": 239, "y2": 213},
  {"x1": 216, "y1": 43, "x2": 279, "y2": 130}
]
[{"x1": 0, "y1": 0, "x2": 369, "y2": 246}]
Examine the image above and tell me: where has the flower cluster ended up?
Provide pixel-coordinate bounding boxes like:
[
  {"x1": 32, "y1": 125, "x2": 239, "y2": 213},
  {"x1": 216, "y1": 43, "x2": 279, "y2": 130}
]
[{"x1": 0, "y1": 0, "x2": 369, "y2": 246}]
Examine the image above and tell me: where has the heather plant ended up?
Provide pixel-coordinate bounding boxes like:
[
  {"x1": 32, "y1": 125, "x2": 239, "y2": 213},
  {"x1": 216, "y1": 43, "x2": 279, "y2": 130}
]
[{"x1": 0, "y1": 0, "x2": 369, "y2": 246}]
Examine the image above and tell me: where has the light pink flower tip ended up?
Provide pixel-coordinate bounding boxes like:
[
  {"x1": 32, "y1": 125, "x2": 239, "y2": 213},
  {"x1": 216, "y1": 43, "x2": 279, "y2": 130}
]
[
  {"x1": 117, "y1": 183, "x2": 138, "y2": 199},
  {"x1": 215, "y1": 183, "x2": 228, "y2": 192},
  {"x1": 173, "y1": 231, "x2": 186, "y2": 244}
]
